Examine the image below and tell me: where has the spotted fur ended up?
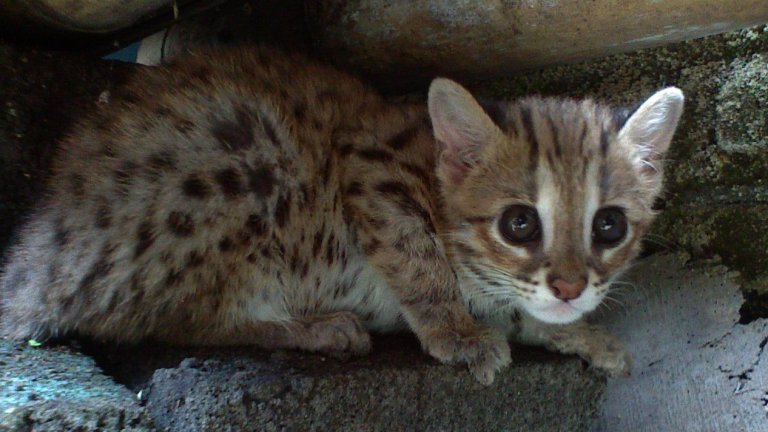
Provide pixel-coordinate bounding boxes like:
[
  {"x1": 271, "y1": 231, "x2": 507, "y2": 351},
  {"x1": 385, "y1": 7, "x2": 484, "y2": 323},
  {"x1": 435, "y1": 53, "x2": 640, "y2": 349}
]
[{"x1": 0, "y1": 47, "x2": 683, "y2": 384}]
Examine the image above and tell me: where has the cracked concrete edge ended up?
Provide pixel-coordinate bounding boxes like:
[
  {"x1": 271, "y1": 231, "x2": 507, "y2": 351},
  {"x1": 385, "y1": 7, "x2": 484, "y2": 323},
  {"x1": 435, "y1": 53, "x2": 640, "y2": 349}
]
[
  {"x1": 139, "y1": 340, "x2": 605, "y2": 432},
  {"x1": 0, "y1": 334, "x2": 606, "y2": 432},
  {"x1": 594, "y1": 253, "x2": 768, "y2": 431},
  {"x1": 0, "y1": 341, "x2": 154, "y2": 431}
]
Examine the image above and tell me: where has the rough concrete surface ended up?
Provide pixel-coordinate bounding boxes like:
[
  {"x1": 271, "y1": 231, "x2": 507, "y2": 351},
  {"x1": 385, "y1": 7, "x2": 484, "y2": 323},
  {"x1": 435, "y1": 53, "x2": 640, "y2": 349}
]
[
  {"x1": 594, "y1": 254, "x2": 768, "y2": 431},
  {"x1": 0, "y1": 341, "x2": 153, "y2": 431},
  {"x1": 83, "y1": 337, "x2": 604, "y2": 432},
  {"x1": 0, "y1": 0, "x2": 172, "y2": 33},
  {"x1": 306, "y1": 0, "x2": 768, "y2": 89}
]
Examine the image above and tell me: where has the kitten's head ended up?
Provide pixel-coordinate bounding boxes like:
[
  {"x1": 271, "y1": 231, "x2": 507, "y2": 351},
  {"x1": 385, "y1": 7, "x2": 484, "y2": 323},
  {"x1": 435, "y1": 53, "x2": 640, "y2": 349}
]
[{"x1": 428, "y1": 79, "x2": 684, "y2": 324}]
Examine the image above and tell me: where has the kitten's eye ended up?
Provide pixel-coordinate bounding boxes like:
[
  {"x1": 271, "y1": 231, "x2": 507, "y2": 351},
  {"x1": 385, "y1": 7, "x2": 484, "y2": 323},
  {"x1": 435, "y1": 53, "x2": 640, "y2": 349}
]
[
  {"x1": 498, "y1": 205, "x2": 540, "y2": 244},
  {"x1": 592, "y1": 208, "x2": 627, "y2": 246}
]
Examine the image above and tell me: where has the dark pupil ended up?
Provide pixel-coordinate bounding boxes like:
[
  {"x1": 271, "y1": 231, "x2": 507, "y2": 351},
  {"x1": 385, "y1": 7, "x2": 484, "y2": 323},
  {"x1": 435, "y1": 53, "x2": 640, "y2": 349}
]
[
  {"x1": 593, "y1": 208, "x2": 627, "y2": 245},
  {"x1": 499, "y1": 206, "x2": 540, "y2": 243}
]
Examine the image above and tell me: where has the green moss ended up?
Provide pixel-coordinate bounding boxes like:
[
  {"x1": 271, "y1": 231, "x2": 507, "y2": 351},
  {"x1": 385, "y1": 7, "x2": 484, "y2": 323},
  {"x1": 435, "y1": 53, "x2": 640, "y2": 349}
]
[{"x1": 653, "y1": 204, "x2": 768, "y2": 293}]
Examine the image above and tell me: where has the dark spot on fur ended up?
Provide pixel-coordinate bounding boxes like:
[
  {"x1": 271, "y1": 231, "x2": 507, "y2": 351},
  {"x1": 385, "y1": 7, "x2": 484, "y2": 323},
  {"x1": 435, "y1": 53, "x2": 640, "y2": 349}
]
[
  {"x1": 118, "y1": 90, "x2": 140, "y2": 105},
  {"x1": 79, "y1": 255, "x2": 113, "y2": 293},
  {"x1": 274, "y1": 192, "x2": 292, "y2": 228},
  {"x1": 134, "y1": 221, "x2": 155, "y2": 258},
  {"x1": 175, "y1": 119, "x2": 196, "y2": 134},
  {"x1": 186, "y1": 250, "x2": 205, "y2": 268},
  {"x1": 600, "y1": 127, "x2": 610, "y2": 157},
  {"x1": 114, "y1": 161, "x2": 138, "y2": 193},
  {"x1": 182, "y1": 174, "x2": 211, "y2": 199},
  {"x1": 147, "y1": 151, "x2": 176, "y2": 171},
  {"x1": 362, "y1": 238, "x2": 381, "y2": 256},
  {"x1": 520, "y1": 106, "x2": 539, "y2": 168},
  {"x1": 392, "y1": 235, "x2": 409, "y2": 253},
  {"x1": 399, "y1": 162, "x2": 432, "y2": 186},
  {"x1": 53, "y1": 218, "x2": 68, "y2": 247},
  {"x1": 212, "y1": 107, "x2": 254, "y2": 151},
  {"x1": 215, "y1": 168, "x2": 245, "y2": 198},
  {"x1": 289, "y1": 250, "x2": 301, "y2": 273},
  {"x1": 546, "y1": 150, "x2": 556, "y2": 168},
  {"x1": 346, "y1": 181, "x2": 364, "y2": 196},
  {"x1": 374, "y1": 181, "x2": 434, "y2": 232},
  {"x1": 338, "y1": 144, "x2": 354, "y2": 156},
  {"x1": 320, "y1": 159, "x2": 332, "y2": 186},
  {"x1": 219, "y1": 236, "x2": 234, "y2": 252},
  {"x1": 546, "y1": 115, "x2": 562, "y2": 157},
  {"x1": 387, "y1": 126, "x2": 420, "y2": 150},
  {"x1": 246, "y1": 214, "x2": 267, "y2": 237},
  {"x1": 246, "y1": 165, "x2": 275, "y2": 197},
  {"x1": 167, "y1": 211, "x2": 194, "y2": 237},
  {"x1": 188, "y1": 65, "x2": 212, "y2": 85},
  {"x1": 154, "y1": 105, "x2": 172, "y2": 117},
  {"x1": 165, "y1": 269, "x2": 184, "y2": 287},
  {"x1": 325, "y1": 239, "x2": 335, "y2": 264},
  {"x1": 516, "y1": 274, "x2": 533, "y2": 284},
  {"x1": 94, "y1": 202, "x2": 112, "y2": 229},
  {"x1": 70, "y1": 174, "x2": 85, "y2": 198},
  {"x1": 357, "y1": 148, "x2": 394, "y2": 163},
  {"x1": 293, "y1": 102, "x2": 307, "y2": 122},
  {"x1": 235, "y1": 229, "x2": 252, "y2": 247},
  {"x1": 365, "y1": 214, "x2": 388, "y2": 229},
  {"x1": 312, "y1": 232, "x2": 324, "y2": 257},
  {"x1": 299, "y1": 183, "x2": 314, "y2": 205}
]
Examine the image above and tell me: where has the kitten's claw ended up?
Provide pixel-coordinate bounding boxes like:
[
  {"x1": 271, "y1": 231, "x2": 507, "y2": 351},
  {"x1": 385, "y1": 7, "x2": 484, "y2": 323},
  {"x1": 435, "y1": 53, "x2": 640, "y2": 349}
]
[{"x1": 424, "y1": 325, "x2": 511, "y2": 385}]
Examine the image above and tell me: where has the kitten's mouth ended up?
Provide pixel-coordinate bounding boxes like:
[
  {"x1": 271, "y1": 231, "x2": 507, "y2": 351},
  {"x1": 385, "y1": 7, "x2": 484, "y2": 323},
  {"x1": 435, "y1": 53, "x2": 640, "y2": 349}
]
[{"x1": 529, "y1": 300, "x2": 585, "y2": 324}]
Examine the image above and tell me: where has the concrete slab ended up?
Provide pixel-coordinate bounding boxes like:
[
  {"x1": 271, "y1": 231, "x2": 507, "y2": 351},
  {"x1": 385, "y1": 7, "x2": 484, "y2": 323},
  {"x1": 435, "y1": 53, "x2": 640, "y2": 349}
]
[
  {"x1": 594, "y1": 254, "x2": 768, "y2": 431},
  {"x1": 0, "y1": 341, "x2": 153, "y2": 431},
  {"x1": 119, "y1": 337, "x2": 606, "y2": 431}
]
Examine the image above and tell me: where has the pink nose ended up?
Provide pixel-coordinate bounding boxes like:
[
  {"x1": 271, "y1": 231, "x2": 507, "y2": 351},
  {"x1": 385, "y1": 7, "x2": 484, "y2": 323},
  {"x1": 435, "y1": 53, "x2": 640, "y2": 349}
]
[{"x1": 548, "y1": 276, "x2": 587, "y2": 301}]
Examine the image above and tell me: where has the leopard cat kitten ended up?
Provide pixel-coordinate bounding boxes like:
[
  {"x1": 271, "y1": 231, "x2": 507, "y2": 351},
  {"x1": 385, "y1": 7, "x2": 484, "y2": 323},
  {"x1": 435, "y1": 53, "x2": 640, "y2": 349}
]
[{"x1": 0, "y1": 47, "x2": 683, "y2": 384}]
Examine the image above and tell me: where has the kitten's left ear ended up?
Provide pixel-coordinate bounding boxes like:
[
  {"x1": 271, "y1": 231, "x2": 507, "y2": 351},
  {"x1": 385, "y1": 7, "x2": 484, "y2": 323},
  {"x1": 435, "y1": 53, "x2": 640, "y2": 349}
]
[
  {"x1": 619, "y1": 87, "x2": 685, "y2": 173},
  {"x1": 428, "y1": 78, "x2": 502, "y2": 186}
]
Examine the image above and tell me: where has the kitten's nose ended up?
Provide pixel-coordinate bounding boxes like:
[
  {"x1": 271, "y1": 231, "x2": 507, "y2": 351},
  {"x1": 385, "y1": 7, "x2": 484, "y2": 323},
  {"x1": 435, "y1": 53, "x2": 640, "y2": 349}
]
[{"x1": 547, "y1": 275, "x2": 587, "y2": 301}]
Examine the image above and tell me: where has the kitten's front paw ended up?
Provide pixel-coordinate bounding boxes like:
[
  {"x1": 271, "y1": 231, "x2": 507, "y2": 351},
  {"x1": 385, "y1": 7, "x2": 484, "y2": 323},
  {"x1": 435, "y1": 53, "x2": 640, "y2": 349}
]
[
  {"x1": 549, "y1": 324, "x2": 633, "y2": 377},
  {"x1": 423, "y1": 325, "x2": 511, "y2": 385},
  {"x1": 308, "y1": 311, "x2": 372, "y2": 359},
  {"x1": 589, "y1": 342, "x2": 633, "y2": 377}
]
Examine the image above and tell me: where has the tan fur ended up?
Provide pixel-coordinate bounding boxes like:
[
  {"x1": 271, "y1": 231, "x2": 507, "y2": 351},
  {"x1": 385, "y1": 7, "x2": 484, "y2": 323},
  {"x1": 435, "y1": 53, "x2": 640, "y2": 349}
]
[{"x1": 0, "y1": 46, "x2": 683, "y2": 384}]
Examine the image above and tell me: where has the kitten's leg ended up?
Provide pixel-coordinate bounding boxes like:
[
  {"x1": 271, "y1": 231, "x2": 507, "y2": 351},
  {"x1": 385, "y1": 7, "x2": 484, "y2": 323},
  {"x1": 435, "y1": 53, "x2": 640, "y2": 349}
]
[
  {"x1": 343, "y1": 205, "x2": 509, "y2": 381},
  {"x1": 191, "y1": 311, "x2": 372, "y2": 358},
  {"x1": 354, "y1": 222, "x2": 510, "y2": 384},
  {"x1": 514, "y1": 313, "x2": 632, "y2": 377}
]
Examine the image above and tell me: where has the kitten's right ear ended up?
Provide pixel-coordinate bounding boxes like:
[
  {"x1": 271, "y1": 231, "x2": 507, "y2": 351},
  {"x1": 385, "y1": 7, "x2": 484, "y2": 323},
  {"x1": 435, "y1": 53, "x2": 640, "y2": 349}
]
[
  {"x1": 618, "y1": 87, "x2": 685, "y2": 174},
  {"x1": 428, "y1": 78, "x2": 501, "y2": 185}
]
